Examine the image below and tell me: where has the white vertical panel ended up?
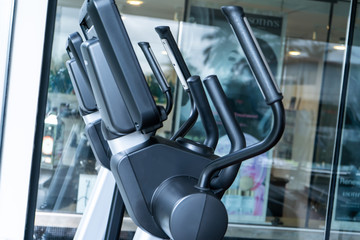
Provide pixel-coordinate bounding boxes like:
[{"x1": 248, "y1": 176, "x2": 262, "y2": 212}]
[
  {"x1": 74, "y1": 168, "x2": 115, "y2": 240},
  {"x1": 0, "y1": 0, "x2": 15, "y2": 135},
  {"x1": 0, "y1": 0, "x2": 49, "y2": 239}
]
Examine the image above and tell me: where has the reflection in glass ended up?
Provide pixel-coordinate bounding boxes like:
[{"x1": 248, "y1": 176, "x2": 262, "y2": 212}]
[
  {"x1": 34, "y1": 0, "x2": 181, "y2": 239},
  {"x1": 30, "y1": 0, "x2": 359, "y2": 239},
  {"x1": 34, "y1": 3, "x2": 99, "y2": 239},
  {"x1": 330, "y1": 5, "x2": 360, "y2": 238},
  {"x1": 175, "y1": 1, "x2": 349, "y2": 238}
]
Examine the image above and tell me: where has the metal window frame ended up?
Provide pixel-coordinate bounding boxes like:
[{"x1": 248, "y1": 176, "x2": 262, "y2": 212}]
[
  {"x1": 24, "y1": 0, "x2": 58, "y2": 238},
  {"x1": 323, "y1": 0, "x2": 358, "y2": 239}
]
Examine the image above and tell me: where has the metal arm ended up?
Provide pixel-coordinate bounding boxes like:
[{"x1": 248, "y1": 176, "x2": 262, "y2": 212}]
[
  {"x1": 197, "y1": 6, "x2": 285, "y2": 189},
  {"x1": 155, "y1": 26, "x2": 198, "y2": 140},
  {"x1": 138, "y1": 42, "x2": 173, "y2": 115},
  {"x1": 203, "y1": 75, "x2": 246, "y2": 191},
  {"x1": 66, "y1": 32, "x2": 97, "y2": 114},
  {"x1": 187, "y1": 76, "x2": 218, "y2": 150}
]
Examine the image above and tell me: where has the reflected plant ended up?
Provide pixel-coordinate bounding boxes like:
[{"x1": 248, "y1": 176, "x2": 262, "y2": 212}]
[
  {"x1": 49, "y1": 61, "x2": 73, "y2": 94},
  {"x1": 145, "y1": 72, "x2": 175, "y2": 105},
  {"x1": 199, "y1": 27, "x2": 278, "y2": 139}
]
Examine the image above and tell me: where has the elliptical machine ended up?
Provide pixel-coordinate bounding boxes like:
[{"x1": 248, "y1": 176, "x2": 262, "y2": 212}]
[{"x1": 66, "y1": 0, "x2": 285, "y2": 239}]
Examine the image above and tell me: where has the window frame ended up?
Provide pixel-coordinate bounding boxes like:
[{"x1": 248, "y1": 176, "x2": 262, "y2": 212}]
[{"x1": 0, "y1": 0, "x2": 57, "y2": 239}]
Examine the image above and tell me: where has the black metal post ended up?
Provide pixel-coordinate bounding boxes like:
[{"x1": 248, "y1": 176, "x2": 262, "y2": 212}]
[
  {"x1": 104, "y1": 186, "x2": 125, "y2": 240},
  {"x1": 305, "y1": 2, "x2": 334, "y2": 228},
  {"x1": 323, "y1": 0, "x2": 357, "y2": 239},
  {"x1": 24, "y1": 0, "x2": 58, "y2": 239}
]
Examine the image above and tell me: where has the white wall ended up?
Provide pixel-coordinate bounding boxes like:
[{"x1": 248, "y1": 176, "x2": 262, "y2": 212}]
[{"x1": 0, "y1": 0, "x2": 49, "y2": 239}]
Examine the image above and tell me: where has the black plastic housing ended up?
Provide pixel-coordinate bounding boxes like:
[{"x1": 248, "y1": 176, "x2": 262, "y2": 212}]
[
  {"x1": 85, "y1": 119, "x2": 111, "y2": 169},
  {"x1": 66, "y1": 57, "x2": 111, "y2": 169},
  {"x1": 152, "y1": 176, "x2": 227, "y2": 240},
  {"x1": 85, "y1": 0, "x2": 164, "y2": 132},
  {"x1": 66, "y1": 35, "x2": 97, "y2": 113},
  {"x1": 81, "y1": 38, "x2": 135, "y2": 136},
  {"x1": 110, "y1": 136, "x2": 220, "y2": 238}
]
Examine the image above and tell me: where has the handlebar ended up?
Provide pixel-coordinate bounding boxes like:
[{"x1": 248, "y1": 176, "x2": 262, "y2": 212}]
[
  {"x1": 66, "y1": 32, "x2": 97, "y2": 113},
  {"x1": 187, "y1": 76, "x2": 218, "y2": 150},
  {"x1": 203, "y1": 75, "x2": 246, "y2": 190},
  {"x1": 155, "y1": 26, "x2": 198, "y2": 140},
  {"x1": 221, "y1": 6, "x2": 283, "y2": 105},
  {"x1": 196, "y1": 6, "x2": 285, "y2": 190},
  {"x1": 155, "y1": 26, "x2": 191, "y2": 90},
  {"x1": 138, "y1": 42, "x2": 173, "y2": 115}
]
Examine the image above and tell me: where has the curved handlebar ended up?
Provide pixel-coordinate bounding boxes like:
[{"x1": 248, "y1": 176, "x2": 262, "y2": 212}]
[
  {"x1": 187, "y1": 76, "x2": 218, "y2": 150},
  {"x1": 221, "y1": 6, "x2": 283, "y2": 105},
  {"x1": 198, "y1": 102, "x2": 285, "y2": 189},
  {"x1": 138, "y1": 42, "x2": 173, "y2": 115},
  {"x1": 155, "y1": 26, "x2": 198, "y2": 140},
  {"x1": 203, "y1": 75, "x2": 246, "y2": 190},
  {"x1": 196, "y1": 6, "x2": 285, "y2": 189},
  {"x1": 66, "y1": 32, "x2": 97, "y2": 113}
]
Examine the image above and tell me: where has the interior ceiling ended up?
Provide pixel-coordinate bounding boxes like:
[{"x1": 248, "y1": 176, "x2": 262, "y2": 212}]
[{"x1": 59, "y1": 0, "x2": 350, "y2": 43}]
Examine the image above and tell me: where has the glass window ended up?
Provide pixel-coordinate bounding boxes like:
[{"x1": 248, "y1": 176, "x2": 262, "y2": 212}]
[
  {"x1": 175, "y1": 0, "x2": 350, "y2": 239},
  {"x1": 31, "y1": 0, "x2": 360, "y2": 239},
  {"x1": 33, "y1": 0, "x2": 183, "y2": 239},
  {"x1": 33, "y1": 2, "x2": 98, "y2": 239},
  {"x1": 330, "y1": 2, "x2": 360, "y2": 239}
]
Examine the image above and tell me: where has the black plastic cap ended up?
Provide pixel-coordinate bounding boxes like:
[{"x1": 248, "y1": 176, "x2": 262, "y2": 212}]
[
  {"x1": 152, "y1": 176, "x2": 228, "y2": 240},
  {"x1": 154, "y1": 26, "x2": 171, "y2": 39},
  {"x1": 221, "y1": 5, "x2": 245, "y2": 19},
  {"x1": 170, "y1": 193, "x2": 228, "y2": 240},
  {"x1": 138, "y1": 41, "x2": 150, "y2": 48},
  {"x1": 85, "y1": 120, "x2": 111, "y2": 169},
  {"x1": 65, "y1": 59, "x2": 97, "y2": 114}
]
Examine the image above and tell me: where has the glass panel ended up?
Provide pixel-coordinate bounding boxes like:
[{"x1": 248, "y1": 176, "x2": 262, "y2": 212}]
[
  {"x1": 33, "y1": 2, "x2": 95, "y2": 239},
  {"x1": 33, "y1": 0, "x2": 182, "y2": 239},
  {"x1": 30, "y1": 0, "x2": 357, "y2": 239},
  {"x1": 119, "y1": 5, "x2": 182, "y2": 138},
  {"x1": 116, "y1": 0, "x2": 185, "y2": 238},
  {"x1": 330, "y1": 2, "x2": 360, "y2": 239},
  {"x1": 176, "y1": 0, "x2": 349, "y2": 239}
]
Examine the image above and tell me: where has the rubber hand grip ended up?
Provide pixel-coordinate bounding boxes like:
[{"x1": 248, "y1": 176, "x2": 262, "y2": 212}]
[
  {"x1": 221, "y1": 6, "x2": 283, "y2": 105},
  {"x1": 66, "y1": 32, "x2": 97, "y2": 113},
  {"x1": 155, "y1": 26, "x2": 190, "y2": 90},
  {"x1": 138, "y1": 42, "x2": 170, "y2": 93}
]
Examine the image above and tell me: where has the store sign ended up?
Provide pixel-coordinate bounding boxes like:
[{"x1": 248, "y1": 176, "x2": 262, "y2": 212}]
[{"x1": 335, "y1": 174, "x2": 360, "y2": 222}]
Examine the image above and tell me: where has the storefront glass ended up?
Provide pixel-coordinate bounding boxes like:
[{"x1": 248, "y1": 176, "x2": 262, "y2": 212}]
[
  {"x1": 33, "y1": 0, "x2": 180, "y2": 239},
  {"x1": 330, "y1": 2, "x2": 360, "y2": 238},
  {"x1": 33, "y1": 2, "x2": 93, "y2": 239},
  {"x1": 174, "y1": 1, "x2": 350, "y2": 239},
  {"x1": 31, "y1": 0, "x2": 360, "y2": 239}
]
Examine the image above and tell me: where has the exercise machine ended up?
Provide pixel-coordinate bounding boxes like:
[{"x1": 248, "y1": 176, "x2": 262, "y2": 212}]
[{"x1": 66, "y1": 0, "x2": 285, "y2": 239}]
